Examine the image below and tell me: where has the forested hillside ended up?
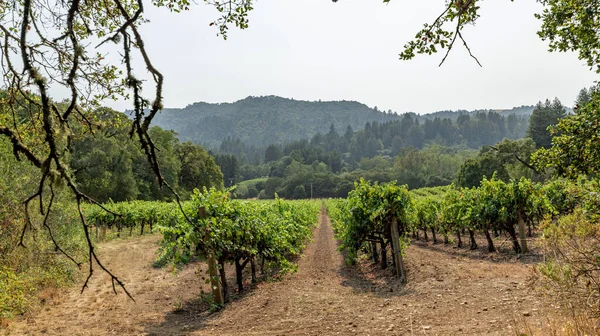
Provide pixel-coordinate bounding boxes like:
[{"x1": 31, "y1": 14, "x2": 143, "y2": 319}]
[
  {"x1": 152, "y1": 96, "x2": 399, "y2": 148},
  {"x1": 151, "y1": 96, "x2": 536, "y2": 149}
]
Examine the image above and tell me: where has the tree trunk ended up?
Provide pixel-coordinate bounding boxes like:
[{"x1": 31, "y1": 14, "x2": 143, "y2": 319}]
[
  {"x1": 456, "y1": 230, "x2": 463, "y2": 248},
  {"x1": 250, "y1": 257, "x2": 257, "y2": 284},
  {"x1": 390, "y1": 215, "x2": 406, "y2": 283},
  {"x1": 469, "y1": 229, "x2": 477, "y2": 250},
  {"x1": 423, "y1": 228, "x2": 429, "y2": 242},
  {"x1": 444, "y1": 234, "x2": 449, "y2": 244},
  {"x1": 380, "y1": 239, "x2": 387, "y2": 270},
  {"x1": 219, "y1": 260, "x2": 230, "y2": 303},
  {"x1": 527, "y1": 220, "x2": 532, "y2": 237},
  {"x1": 517, "y1": 207, "x2": 528, "y2": 253},
  {"x1": 371, "y1": 241, "x2": 379, "y2": 264},
  {"x1": 129, "y1": 226, "x2": 133, "y2": 236},
  {"x1": 505, "y1": 224, "x2": 521, "y2": 254},
  {"x1": 208, "y1": 253, "x2": 223, "y2": 305},
  {"x1": 235, "y1": 257, "x2": 244, "y2": 293},
  {"x1": 140, "y1": 222, "x2": 145, "y2": 235},
  {"x1": 484, "y1": 229, "x2": 496, "y2": 253},
  {"x1": 413, "y1": 230, "x2": 418, "y2": 240},
  {"x1": 431, "y1": 227, "x2": 437, "y2": 244}
]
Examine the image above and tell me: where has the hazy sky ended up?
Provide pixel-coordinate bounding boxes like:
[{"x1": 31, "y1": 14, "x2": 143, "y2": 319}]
[{"x1": 107, "y1": 0, "x2": 598, "y2": 114}]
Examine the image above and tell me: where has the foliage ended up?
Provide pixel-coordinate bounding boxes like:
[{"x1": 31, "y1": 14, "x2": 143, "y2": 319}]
[
  {"x1": 0, "y1": 138, "x2": 85, "y2": 318},
  {"x1": 399, "y1": 0, "x2": 482, "y2": 65},
  {"x1": 0, "y1": 0, "x2": 255, "y2": 300},
  {"x1": 156, "y1": 97, "x2": 531, "y2": 162},
  {"x1": 455, "y1": 138, "x2": 538, "y2": 188},
  {"x1": 234, "y1": 144, "x2": 474, "y2": 200},
  {"x1": 83, "y1": 189, "x2": 320, "y2": 302},
  {"x1": 533, "y1": 89, "x2": 600, "y2": 178},
  {"x1": 329, "y1": 179, "x2": 411, "y2": 265},
  {"x1": 412, "y1": 176, "x2": 556, "y2": 253},
  {"x1": 153, "y1": 96, "x2": 400, "y2": 149},
  {"x1": 69, "y1": 108, "x2": 223, "y2": 203},
  {"x1": 538, "y1": 208, "x2": 600, "y2": 316},
  {"x1": 0, "y1": 267, "x2": 34, "y2": 319},
  {"x1": 527, "y1": 98, "x2": 567, "y2": 149},
  {"x1": 176, "y1": 142, "x2": 224, "y2": 197},
  {"x1": 399, "y1": 0, "x2": 600, "y2": 74},
  {"x1": 536, "y1": 0, "x2": 600, "y2": 73}
]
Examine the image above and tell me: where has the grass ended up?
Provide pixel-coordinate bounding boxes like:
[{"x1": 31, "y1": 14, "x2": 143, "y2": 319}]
[{"x1": 236, "y1": 177, "x2": 268, "y2": 188}]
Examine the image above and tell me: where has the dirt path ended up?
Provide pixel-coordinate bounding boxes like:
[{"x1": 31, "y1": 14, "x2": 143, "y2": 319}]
[{"x1": 6, "y1": 210, "x2": 554, "y2": 335}]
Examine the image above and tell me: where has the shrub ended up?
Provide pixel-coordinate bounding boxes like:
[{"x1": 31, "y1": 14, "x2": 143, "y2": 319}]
[{"x1": 538, "y1": 208, "x2": 600, "y2": 316}]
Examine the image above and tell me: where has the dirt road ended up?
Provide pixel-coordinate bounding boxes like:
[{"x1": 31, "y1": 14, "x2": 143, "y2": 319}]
[{"x1": 6, "y1": 210, "x2": 554, "y2": 335}]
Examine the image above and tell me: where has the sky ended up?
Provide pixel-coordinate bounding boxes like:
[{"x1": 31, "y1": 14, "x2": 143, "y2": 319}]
[{"x1": 105, "y1": 0, "x2": 598, "y2": 115}]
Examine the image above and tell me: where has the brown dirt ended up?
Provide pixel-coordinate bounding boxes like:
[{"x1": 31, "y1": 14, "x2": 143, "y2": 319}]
[{"x1": 5, "y1": 210, "x2": 558, "y2": 335}]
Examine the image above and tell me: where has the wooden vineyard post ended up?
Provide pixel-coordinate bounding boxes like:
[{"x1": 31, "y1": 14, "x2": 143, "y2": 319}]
[
  {"x1": 390, "y1": 213, "x2": 406, "y2": 283},
  {"x1": 207, "y1": 252, "x2": 224, "y2": 306},
  {"x1": 517, "y1": 205, "x2": 528, "y2": 253},
  {"x1": 199, "y1": 205, "x2": 223, "y2": 306}
]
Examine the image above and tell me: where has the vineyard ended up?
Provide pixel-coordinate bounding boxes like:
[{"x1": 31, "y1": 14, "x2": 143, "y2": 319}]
[
  {"x1": 327, "y1": 176, "x2": 600, "y2": 283},
  {"x1": 84, "y1": 189, "x2": 320, "y2": 304},
  {"x1": 5, "y1": 179, "x2": 600, "y2": 335},
  {"x1": 81, "y1": 176, "x2": 600, "y2": 299}
]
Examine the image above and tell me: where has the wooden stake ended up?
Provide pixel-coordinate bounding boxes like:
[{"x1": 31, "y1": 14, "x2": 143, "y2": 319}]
[
  {"x1": 517, "y1": 206, "x2": 528, "y2": 253},
  {"x1": 208, "y1": 252, "x2": 223, "y2": 305},
  {"x1": 390, "y1": 213, "x2": 406, "y2": 283}
]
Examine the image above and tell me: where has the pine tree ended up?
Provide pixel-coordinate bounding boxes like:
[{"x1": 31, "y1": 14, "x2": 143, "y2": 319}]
[{"x1": 527, "y1": 98, "x2": 566, "y2": 149}]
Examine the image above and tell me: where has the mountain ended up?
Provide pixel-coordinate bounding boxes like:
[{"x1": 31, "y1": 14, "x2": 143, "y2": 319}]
[
  {"x1": 150, "y1": 96, "x2": 538, "y2": 149},
  {"x1": 151, "y1": 96, "x2": 400, "y2": 148}
]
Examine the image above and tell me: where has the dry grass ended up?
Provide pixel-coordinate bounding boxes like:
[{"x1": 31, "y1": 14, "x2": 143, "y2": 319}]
[{"x1": 513, "y1": 309, "x2": 599, "y2": 336}]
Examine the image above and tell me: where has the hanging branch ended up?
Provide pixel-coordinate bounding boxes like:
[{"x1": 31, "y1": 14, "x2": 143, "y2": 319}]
[{"x1": 400, "y1": 0, "x2": 482, "y2": 67}]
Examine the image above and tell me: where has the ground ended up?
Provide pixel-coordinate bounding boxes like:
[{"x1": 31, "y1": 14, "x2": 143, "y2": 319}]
[{"x1": 5, "y1": 210, "x2": 557, "y2": 335}]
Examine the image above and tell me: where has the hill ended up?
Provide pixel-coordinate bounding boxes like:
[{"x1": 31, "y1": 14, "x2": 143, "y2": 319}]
[
  {"x1": 151, "y1": 96, "x2": 400, "y2": 148},
  {"x1": 150, "y1": 96, "x2": 537, "y2": 148}
]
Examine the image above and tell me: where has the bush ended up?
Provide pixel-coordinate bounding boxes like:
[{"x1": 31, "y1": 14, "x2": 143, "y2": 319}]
[
  {"x1": 247, "y1": 186, "x2": 259, "y2": 198},
  {"x1": 538, "y1": 208, "x2": 600, "y2": 316},
  {"x1": 293, "y1": 185, "x2": 306, "y2": 199},
  {"x1": 0, "y1": 267, "x2": 33, "y2": 318},
  {"x1": 1, "y1": 139, "x2": 84, "y2": 318}
]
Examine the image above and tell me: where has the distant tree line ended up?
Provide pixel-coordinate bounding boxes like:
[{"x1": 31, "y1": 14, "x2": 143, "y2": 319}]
[{"x1": 216, "y1": 110, "x2": 528, "y2": 168}]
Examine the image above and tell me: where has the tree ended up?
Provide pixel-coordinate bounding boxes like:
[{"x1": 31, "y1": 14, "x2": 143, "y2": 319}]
[
  {"x1": 293, "y1": 185, "x2": 307, "y2": 199},
  {"x1": 574, "y1": 86, "x2": 597, "y2": 110},
  {"x1": 535, "y1": 0, "x2": 600, "y2": 73},
  {"x1": 175, "y1": 142, "x2": 224, "y2": 194},
  {"x1": 264, "y1": 144, "x2": 283, "y2": 163},
  {"x1": 455, "y1": 138, "x2": 537, "y2": 188},
  {"x1": 533, "y1": 87, "x2": 600, "y2": 178},
  {"x1": 215, "y1": 154, "x2": 240, "y2": 187},
  {"x1": 70, "y1": 132, "x2": 139, "y2": 202},
  {"x1": 527, "y1": 98, "x2": 566, "y2": 149}
]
